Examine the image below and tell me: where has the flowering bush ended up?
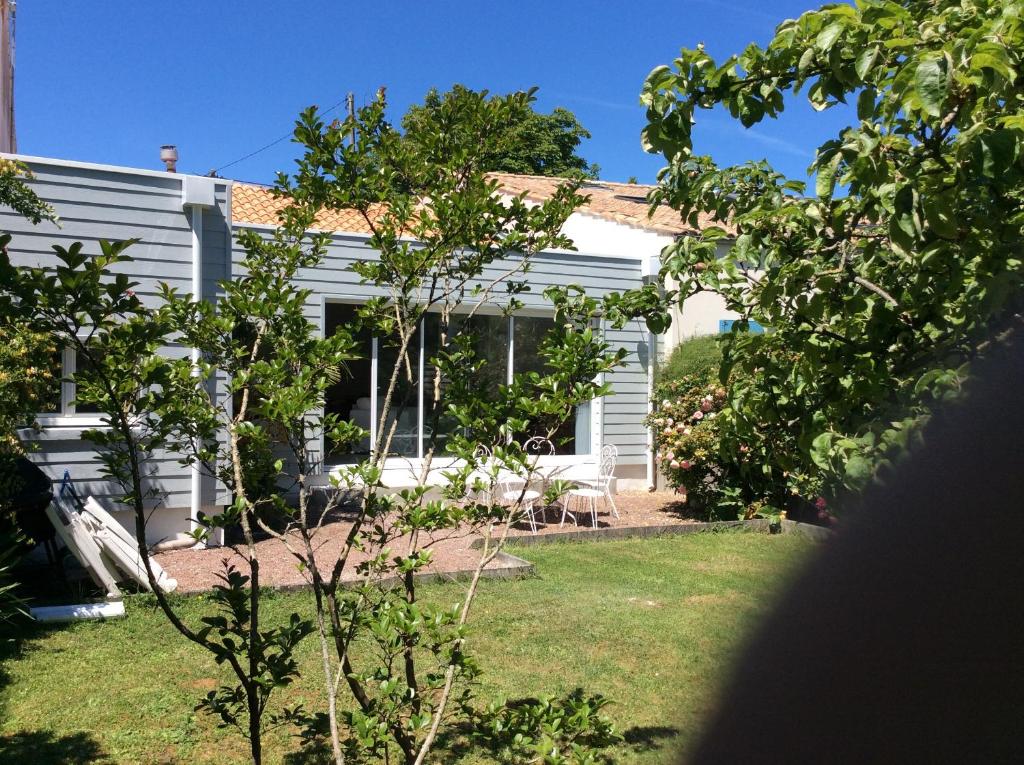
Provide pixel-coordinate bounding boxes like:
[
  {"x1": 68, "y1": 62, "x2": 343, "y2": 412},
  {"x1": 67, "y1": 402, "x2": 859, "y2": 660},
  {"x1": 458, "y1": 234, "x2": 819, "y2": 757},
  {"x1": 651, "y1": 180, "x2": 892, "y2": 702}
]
[
  {"x1": 648, "y1": 373, "x2": 733, "y2": 517},
  {"x1": 650, "y1": 367, "x2": 828, "y2": 523}
]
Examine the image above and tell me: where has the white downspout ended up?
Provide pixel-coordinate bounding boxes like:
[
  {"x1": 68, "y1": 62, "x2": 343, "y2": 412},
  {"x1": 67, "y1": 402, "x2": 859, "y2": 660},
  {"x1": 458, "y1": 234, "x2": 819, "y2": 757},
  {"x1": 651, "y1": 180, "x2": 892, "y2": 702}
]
[
  {"x1": 189, "y1": 204, "x2": 204, "y2": 545},
  {"x1": 642, "y1": 254, "x2": 661, "y2": 492},
  {"x1": 181, "y1": 174, "x2": 216, "y2": 547},
  {"x1": 646, "y1": 325, "x2": 657, "y2": 491}
]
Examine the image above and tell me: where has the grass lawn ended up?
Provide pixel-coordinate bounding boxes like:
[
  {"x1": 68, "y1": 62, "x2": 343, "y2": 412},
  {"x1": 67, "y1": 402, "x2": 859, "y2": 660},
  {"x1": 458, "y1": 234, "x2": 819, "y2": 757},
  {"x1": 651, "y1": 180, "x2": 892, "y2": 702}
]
[{"x1": 0, "y1": 531, "x2": 816, "y2": 764}]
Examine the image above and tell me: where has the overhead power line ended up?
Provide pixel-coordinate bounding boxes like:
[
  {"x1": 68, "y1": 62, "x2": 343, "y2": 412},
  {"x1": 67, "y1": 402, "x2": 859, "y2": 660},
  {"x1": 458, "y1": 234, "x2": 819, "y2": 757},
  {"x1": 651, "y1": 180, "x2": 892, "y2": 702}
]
[{"x1": 211, "y1": 96, "x2": 349, "y2": 176}]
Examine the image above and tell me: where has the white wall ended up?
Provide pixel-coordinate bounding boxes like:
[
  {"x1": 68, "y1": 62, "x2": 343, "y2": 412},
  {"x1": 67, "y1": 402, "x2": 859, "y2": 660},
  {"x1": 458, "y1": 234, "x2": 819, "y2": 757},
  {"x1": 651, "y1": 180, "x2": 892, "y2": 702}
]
[
  {"x1": 559, "y1": 210, "x2": 675, "y2": 260},
  {"x1": 663, "y1": 242, "x2": 748, "y2": 349}
]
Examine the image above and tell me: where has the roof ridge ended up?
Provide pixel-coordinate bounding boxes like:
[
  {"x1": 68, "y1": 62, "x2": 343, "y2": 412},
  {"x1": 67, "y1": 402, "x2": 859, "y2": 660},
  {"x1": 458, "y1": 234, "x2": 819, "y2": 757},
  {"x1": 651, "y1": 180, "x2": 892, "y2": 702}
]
[
  {"x1": 231, "y1": 175, "x2": 727, "y2": 237},
  {"x1": 231, "y1": 180, "x2": 274, "y2": 189}
]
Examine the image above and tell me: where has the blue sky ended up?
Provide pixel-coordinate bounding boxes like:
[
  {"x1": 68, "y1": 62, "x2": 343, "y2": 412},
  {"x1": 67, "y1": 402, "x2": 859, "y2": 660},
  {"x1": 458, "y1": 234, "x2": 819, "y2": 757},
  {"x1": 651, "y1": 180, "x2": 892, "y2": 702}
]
[{"x1": 16, "y1": 0, "x2": 852, "y2": 186}]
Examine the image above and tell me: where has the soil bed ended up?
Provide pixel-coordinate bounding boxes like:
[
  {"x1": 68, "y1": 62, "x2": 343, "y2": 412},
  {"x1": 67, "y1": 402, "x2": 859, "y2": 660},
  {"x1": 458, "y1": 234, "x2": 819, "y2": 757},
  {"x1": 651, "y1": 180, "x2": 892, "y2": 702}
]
[{"x1": 157, "y1": 491, "x2": 696, "y2": 594}]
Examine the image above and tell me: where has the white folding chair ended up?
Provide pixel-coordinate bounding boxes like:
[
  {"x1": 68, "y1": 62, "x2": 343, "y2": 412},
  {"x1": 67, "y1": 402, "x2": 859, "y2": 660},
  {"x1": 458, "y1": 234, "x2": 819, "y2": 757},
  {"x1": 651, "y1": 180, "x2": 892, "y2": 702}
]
[{"x1": 562, "y1": 444, "x2": 619, "y2": 527}]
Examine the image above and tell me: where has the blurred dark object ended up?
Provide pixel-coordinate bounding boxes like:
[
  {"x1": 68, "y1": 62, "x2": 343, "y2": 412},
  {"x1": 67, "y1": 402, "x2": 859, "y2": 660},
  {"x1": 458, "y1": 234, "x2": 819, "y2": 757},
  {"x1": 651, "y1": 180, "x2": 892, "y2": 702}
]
[
  {"x1": 0, "y1": 456, "x2": 56, "y2": 559},
  {"x1": 686, "y1": 323, "x2": 1024, "y2": 764}
]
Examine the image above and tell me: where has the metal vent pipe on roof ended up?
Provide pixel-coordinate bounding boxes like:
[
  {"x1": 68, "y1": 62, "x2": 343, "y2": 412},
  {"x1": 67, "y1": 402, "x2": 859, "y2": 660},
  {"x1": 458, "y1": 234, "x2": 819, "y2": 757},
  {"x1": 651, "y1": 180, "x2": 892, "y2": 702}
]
[{"x1": 160, "y1": 144, "x2": 178, "y2": 172}]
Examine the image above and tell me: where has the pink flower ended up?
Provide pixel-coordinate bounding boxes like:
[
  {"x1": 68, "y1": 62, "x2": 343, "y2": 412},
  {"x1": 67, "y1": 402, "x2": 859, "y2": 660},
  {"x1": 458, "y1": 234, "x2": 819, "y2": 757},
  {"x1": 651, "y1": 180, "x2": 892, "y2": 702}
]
[
  {"x1": 692, "y1": 411, "x2": 704, "y2": 421},
  {"x1": 815, "y1": 496, "x2": 828, "y2": 511},
  {"x1": 700, "y1": 399, "x2": 713, "y2": 412},
  {"x1": 665, "y1": 452, "x2": 675, "y2": 461},
  {"x1": 663, "y1": 427, "x2": 673, "y2": 435},
  {"x1": 679, "y1": 460, "x2": 692, "y2": 469},
  {"x1": 670, "y1": 459, "x2": 680, "y2": 468},
  {"x1": 739, "y1": 444, "x2": 750, "y2": 453}
]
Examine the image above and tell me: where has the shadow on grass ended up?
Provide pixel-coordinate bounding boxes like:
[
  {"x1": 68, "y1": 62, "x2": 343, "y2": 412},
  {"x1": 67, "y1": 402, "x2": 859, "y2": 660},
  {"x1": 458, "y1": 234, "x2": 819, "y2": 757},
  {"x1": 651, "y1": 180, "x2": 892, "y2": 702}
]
[
  {"x1": 0, "y1": 730, "x2": 108, "y2": 764},
  {"x1": 282, "y1": 744, "x2": 334, "y2": 765},
  {"x1": 622, "y1": 724, "x2": 680, "y2": 753}
]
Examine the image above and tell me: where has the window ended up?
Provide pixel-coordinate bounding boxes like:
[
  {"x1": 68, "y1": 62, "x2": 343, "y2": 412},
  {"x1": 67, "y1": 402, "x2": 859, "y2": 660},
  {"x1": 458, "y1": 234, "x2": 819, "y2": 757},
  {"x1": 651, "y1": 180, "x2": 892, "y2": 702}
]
[
  {"x1": 512, "y1": 316, "x2": 589, "y2": 455},
  {"x1": 719, "y1": 319, "x2": 765, "y2": 334},
  {"x1": 423, "y1": 312, "x2": 509, "y2": 455},
  {"x1": 37, "y1": 348, "x2": 103, "y2": 422},
  {"x1": 324, "y1": 304, "x2": 374, "y2": 464},
  {"x1": 324, "y1": 303, "x2": 595, "y2": 462}
]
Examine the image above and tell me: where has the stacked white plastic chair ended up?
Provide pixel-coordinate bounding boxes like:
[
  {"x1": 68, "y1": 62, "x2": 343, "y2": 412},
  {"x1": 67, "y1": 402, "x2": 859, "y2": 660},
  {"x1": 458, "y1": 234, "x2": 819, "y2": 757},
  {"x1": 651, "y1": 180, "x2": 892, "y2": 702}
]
[{"x1": 36, "y1": 472, "x2": 177, "y2": 621}]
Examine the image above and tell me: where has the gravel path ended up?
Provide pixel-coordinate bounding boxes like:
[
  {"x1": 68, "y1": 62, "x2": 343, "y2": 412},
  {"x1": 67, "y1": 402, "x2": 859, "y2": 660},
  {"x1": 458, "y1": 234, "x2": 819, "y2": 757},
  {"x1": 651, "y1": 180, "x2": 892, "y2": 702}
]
[{"x1": 156, "y1": 491, "x2": 694, "y2": 594}]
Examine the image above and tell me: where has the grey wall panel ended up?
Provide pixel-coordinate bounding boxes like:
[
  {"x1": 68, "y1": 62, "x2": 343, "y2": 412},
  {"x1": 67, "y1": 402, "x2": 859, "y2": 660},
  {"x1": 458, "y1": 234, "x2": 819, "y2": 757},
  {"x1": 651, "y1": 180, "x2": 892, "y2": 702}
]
[
  {"x1": 3, "y1": 160, "x2": 232, "y2": 518},
  {"x1": 233, "y1": 226, "x2": 654, "y2": 468},
  {"x1": 25, "y1": 441, "x2": 193, "y2": 509}
]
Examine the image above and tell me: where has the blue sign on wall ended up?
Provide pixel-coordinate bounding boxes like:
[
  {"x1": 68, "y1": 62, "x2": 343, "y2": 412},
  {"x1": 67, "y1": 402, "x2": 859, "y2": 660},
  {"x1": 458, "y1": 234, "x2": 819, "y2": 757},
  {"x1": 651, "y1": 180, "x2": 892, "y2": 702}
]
[{"x1": 719, "y1": 319, "x2": 765, "y2": 334}]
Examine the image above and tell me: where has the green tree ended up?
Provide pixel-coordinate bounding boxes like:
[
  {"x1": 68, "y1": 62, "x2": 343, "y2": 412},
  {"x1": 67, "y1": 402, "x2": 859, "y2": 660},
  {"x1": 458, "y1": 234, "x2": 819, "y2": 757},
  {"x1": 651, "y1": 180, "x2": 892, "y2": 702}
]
[
  {"x1": 0, "y1": 160, "x2": 60, "y2": 626},
  {"x1": 0, "y1": 160, "x2": 58, "y2": 457},
  {"x1": 640, "y1": 0, "x2": 1024, "y2": 506},
  {"x1": 279, "y1": 85, "x2": 623, "y2": 764},
  {"x1": 1, "y1": 86, "x2": 625, "y2": 764},
  {"x1": 403, "y1": 85, "x2": 600, "y2": 178}
]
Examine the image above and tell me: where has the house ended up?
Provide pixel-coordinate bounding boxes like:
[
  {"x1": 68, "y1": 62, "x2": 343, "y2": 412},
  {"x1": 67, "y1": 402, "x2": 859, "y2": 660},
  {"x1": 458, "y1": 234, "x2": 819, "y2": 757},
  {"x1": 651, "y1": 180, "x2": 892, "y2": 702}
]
[
  {"x1": 489, "y1": 174, "x2": 741, "y2": 348},
  {"x1": 1, "y1": 153, "x2": 733, "y2": 548}
]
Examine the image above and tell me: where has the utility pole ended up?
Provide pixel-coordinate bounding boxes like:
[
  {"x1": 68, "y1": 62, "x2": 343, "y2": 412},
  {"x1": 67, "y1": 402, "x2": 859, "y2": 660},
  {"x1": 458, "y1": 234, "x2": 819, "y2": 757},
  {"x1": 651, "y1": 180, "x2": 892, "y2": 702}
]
[
  {"x1": 0, "y1": 0, "x2": 15, "y2": 153},
  {"x1": 346, "y1": 92, "x2": 355, "y2": 146}
]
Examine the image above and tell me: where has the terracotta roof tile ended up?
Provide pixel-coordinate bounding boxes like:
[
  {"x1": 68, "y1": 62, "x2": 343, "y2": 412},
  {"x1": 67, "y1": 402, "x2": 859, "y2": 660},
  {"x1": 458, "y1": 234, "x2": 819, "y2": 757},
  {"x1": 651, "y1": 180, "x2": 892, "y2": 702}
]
[
  {"x1": 231, "y1": 182, "x2": 383, "y2": 234},
  {"x1": 231, "y1": 174, "x2": 733, "y2": 238},
  {"x1": 488, "y1": 173, "x2": 733, "y2": 237}
]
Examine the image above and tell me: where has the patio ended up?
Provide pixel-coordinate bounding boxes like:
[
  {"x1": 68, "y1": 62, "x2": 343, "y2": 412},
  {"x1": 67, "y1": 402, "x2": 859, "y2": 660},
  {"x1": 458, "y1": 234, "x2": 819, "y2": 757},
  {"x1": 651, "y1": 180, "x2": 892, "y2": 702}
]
[{"x1": 156, "y1": 491, "x2": 695, "y2": 594}]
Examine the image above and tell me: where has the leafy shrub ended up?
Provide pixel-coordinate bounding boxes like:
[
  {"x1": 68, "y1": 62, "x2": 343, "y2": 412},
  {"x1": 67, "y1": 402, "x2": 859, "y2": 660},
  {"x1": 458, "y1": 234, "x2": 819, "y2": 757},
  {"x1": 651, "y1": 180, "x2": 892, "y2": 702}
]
[
  {"x1": 472, "y1": 691, "x2": 622, "y2": 765},
  {"x1": 658, "y1": 334, "x2": 721, "y2": 384},
  {"x1": 0, "y1": 522, "x2": 27, "y2": 627},
  {"x1": 651, "y1": 335, "x2": 798, "y2": 521}
]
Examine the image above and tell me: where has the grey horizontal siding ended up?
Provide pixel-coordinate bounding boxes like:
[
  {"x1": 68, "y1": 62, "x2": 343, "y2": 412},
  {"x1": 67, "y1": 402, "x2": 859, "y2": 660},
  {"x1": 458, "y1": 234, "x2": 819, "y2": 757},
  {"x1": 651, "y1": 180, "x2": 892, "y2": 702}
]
[
  {"x1": 233, "y1": 225, "x2": 652, "y2": 467},
  {"x1": 4, "y1": 160, "x2": 231, "y2": 515},
  {"x1": 26, "y1": 440, "x2": 193, "y2": 510}
]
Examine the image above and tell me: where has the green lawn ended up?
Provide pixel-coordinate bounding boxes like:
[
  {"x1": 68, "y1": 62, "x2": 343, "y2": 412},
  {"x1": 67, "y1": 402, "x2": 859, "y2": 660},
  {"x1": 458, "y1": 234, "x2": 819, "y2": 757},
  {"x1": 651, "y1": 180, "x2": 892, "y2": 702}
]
[{"x1": 0, "y1": 531, "x2": 816, "y2": 764}]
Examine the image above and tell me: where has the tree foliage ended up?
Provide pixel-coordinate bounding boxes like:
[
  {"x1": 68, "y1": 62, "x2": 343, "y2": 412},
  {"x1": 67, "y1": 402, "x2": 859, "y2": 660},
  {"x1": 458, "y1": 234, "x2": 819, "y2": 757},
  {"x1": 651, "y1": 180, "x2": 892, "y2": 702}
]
[
  {"x1": 0, "y1": 161, "x2": 61, "y2": 625},
  {"x1": 403, "y1": 85, "x2": 600, "y2": 178},
  {"x1": 0, "y1": 85, "x2": 626, "y2": 765},
  {"x1": 641, "y1": 0, "x2": 1024, "y2": 504},
  {"x1": 276, "y1": 85, "x2": 624, "y2": 764},
  {"x1": 0, "y1": 161, "x2": 59, "y2": 457}
]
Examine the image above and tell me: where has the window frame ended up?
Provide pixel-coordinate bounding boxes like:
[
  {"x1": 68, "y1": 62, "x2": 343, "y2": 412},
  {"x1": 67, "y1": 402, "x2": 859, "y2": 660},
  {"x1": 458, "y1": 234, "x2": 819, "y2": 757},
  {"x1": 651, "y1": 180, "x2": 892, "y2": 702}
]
[
  {"x1": 320, "y1": 296, "x2": 602, "y2": 467},
  {"x1": 35, "y1": 347, "x2": 107, "y2": 428}
]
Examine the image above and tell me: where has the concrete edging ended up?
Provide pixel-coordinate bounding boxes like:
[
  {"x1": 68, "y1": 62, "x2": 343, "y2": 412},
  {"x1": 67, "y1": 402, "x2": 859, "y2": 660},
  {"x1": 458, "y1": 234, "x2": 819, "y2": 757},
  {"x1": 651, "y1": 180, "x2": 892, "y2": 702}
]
[
  {"x1": 180, "y1": 549, "x2": 537, "y2": 597},
  {"x1": 780, "y1": 518, "x2": 835, "y2": 541},
  {"x1": 471, "y1": 517, "x2": 832, "y2": 549}
]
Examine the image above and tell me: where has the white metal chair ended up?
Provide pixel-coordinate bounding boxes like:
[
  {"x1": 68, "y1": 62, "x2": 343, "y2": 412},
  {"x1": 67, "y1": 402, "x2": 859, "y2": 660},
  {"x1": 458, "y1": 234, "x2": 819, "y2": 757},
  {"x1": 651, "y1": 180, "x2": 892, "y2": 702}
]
[
  {"x1": 467, "y1": 444, "x2": 494, "y2": 504},
  {"x1": 562, "y1": 444, "x2": 619, "y2": 527},
  {"x1": 498, "y1": 437, "x2": 553, "y2": 533},
  {"x1": 498, "y1": 473, "x2": 543, "y2": 533}
]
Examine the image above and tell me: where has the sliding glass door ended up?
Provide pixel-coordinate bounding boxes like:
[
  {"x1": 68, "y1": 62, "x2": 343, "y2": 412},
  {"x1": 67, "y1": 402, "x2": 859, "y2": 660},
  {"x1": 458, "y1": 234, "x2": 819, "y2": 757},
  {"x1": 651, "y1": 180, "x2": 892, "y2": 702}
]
[
  {"x1": 512, "y1": 316, "x2": 590, "y2": 455},
  {"x1": 324, "y1": 302, "x2": 594, "y2": 463}
]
